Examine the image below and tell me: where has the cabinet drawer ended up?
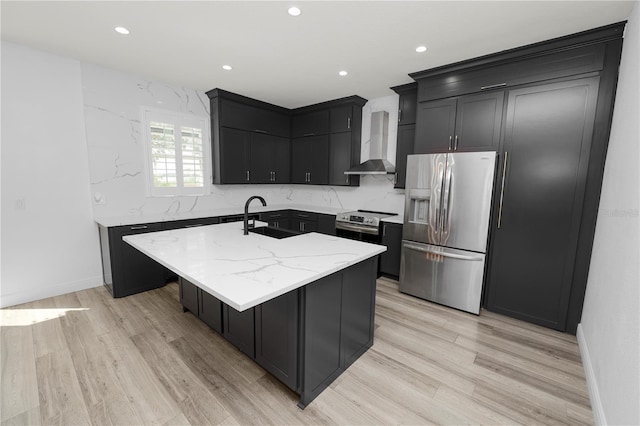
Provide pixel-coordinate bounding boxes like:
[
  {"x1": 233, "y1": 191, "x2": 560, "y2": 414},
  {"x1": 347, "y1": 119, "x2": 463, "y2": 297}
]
[
  {"x1": 162, "y1": 217, "x2": 220, "y2": 230},
  {"x1": 292, "y1": 109, "x2": 330, "y2": 138},
  {"x1": 290, "y1": 211, "x2": 318, "y2": 221},
  {"x1": 330, "y1": 105, "x2": 353, "y2": 133},
  {"x1": 219, "y1": 98, "x2": 290, "y2": 137},
  {"x1": 416, "y1": 44, "x2": 605, "y2": 102}
]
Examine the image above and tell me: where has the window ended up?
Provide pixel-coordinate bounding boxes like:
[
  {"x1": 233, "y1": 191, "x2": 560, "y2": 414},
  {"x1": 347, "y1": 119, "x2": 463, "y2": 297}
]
[{"x1": 142, "y1": 108, "x2": 211, "y2": 196}]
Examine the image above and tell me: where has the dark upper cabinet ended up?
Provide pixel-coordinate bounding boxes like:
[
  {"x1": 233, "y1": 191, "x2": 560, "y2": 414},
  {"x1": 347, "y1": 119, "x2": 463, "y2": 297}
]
[
  {"x1": 414, "y1": 92, "x2": 503, "y2": 154},
  {"x1": 393, "y1": 124, "x2": 415, "y2": 189},
  {"x1": 398, "y1": 89, "x2": 418, "y2": 125},
  {"x1": 380, "y1": 222, "x2": 403, "y2": 277},
  {"x1": 292, "y1": 110, "x2": 330, "y2": 138},
  {"x1": 330, "y1": 105, "x2": 354, "y2": 133},
  {"x1": 291, "y1": 135, "x2": 329, "y2": 185},
  {"x1": 414, "y1": 98, "x2": 456, "y2": 154},
  {"x1": 485, "y1": 77, "x2": 600, "y2": 331},
  {"x1": 250, "y1": 134, "x2": 290, "y2": 183},
  {"x1": 219, "y1": 97, "x2": 290, "y2": 138},
  {"x1": 329, "y1": 132, "x2": 354, "y2": 186},
  {"x1": 454, "y1": 91, "x2": 504, "y2": 152},
  {"x1": 219, "y1": 127, "x2": 251, "y2": 183}
]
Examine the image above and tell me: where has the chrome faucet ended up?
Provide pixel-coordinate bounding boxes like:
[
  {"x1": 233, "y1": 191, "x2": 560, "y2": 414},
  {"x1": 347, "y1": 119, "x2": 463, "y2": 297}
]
[{"x1": 244, "y1": 195, "x2": 267, "y2": 235}]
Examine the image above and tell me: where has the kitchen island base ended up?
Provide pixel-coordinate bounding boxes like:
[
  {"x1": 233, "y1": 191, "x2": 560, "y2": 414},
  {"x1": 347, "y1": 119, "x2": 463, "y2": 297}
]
[{"x1": 179, "y1": 256, "x2": 378, "y2": 409}]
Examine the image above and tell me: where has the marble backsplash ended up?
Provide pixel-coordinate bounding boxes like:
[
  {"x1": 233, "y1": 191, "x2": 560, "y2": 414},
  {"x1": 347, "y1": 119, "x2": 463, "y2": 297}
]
[{"x1": 82, "y1": 62, "x2": 405, "y2": 220}]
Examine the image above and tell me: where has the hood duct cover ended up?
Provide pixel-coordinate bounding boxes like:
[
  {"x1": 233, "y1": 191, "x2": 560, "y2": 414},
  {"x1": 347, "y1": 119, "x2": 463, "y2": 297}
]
[{"x1": 345, "y1": 110, "x2": 395, "y2": 175}]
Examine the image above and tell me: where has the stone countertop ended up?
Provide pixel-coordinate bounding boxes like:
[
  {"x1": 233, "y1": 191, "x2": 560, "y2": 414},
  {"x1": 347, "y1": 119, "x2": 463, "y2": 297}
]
[
  {"x1": 123, "y1": 221, "x2": 386, "y2": 312},
  {"x1": 95, "y1": 203, "x2": 351, "y2": 227}
]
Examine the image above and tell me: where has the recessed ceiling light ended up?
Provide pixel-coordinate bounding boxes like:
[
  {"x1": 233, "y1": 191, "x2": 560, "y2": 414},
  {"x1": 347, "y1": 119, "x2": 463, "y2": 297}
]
[
  {"x1": 222, "y1": 65, "x2": 232, "y2": 71},
  {"x1": 339, "y1": 70, "x2": 348, "y2": 77},
  {"x1": 288, "y1": 6, "x2": 301, "y2": 16},
  {"x1": 416, "y1": 45, "x2": 427, "y2": 53},
  {"x1": 114, "y1": 26, "x2": 130, "y2": 35}
]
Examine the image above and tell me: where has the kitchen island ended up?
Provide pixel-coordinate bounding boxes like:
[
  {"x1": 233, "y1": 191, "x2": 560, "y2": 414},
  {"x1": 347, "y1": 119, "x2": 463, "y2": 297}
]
[{"x1": 124, "y1": 221, "x2": 385, "y2": 408}]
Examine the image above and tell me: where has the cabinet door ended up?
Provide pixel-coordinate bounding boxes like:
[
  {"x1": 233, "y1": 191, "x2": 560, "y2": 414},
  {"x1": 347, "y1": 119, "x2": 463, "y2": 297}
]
[
  {"x1": 317, "y1": 214, "x2": 336, "y2": 236},
  {"x1": 110, "y1": 224, "x2": 166, "y2": 298},
  {"x1": 223, "y1": 305, "x2": 255, "y2": 358},
  {"x1": 250, "y1": 133, "x2": 273, "y2": 183},
  {"x1": 272, "y1": 135, "x2": 290, "y2": 183},
  {"x1": 309, "y1": 136, "x2": 329, "y2": 184},
  {"x1": 485, "y1": 77, "x2": 599, "y2": 331},
  {"x1": 454, "y1": 91, "x2": 504, "y2": 152},
  {"x1": 380, "y1": 223, "x2": 403, "y2": 277},
  {"x1": 328, "y1": 132, "x2": 353, "y2": 186},
  {"x1": 255, "y1": 290, "x2": 299, "y2": 390},
  {"x1": 220, "y1": 127, "x2": 251, "y2": 183},
  {"x1": 414, "y1": 98, "x2": 456, "y2": 154},
  {"x1": 179, "y1": 277, "x2": 199, "y2": 314},
  {"x1": 292, "y1": 110, "x2": 330, "y2": 138},
  {"x1": 291, "y1": 138, "x2": 312, "y2": 184},
  {"x1": 291, "y1": 218, "x2": 317, "y2": 233},
  {"x1": 394, "y1": 124, "x2": 415, "y2": 189},
  {"x1": 220, "y1": 98, "x2": 289, "y2": 137},
  {"x1": 398, "y1": 91, "x2": 417, "y2": 125},
  {"x1": 199, "y1": 289, "x2": 222, "y2": 334},
  {"x1": 330, "y1": 105, "x2": 353, "y2": 133}
]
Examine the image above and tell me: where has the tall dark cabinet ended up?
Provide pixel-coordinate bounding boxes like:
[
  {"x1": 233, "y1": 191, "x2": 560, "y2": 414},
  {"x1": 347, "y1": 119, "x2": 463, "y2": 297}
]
[
  {"x1": 407, "y1": 22, "x2": 625, "y2": 333},
  {"x1": 390, "y1": 83, "x2": 417, "y2": 189}
]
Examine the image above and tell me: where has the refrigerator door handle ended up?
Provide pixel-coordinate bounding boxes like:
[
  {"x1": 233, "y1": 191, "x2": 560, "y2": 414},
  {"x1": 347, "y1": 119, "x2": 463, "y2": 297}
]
[
  {"x1": 403, "y1": 242, "x2": 484, "y2": 261},
  {"x1": 440, "y1": 164, "x2": 453, "y2": 237},
  {"x1": 433, "y1": 157, "x2": 446, "y2": 243}
]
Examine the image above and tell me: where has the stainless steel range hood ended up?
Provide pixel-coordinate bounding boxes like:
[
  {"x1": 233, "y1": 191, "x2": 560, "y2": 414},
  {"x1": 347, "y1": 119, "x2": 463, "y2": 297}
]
[{"x1": 345, "y1": 111, "x2": 395, "y2": 175}]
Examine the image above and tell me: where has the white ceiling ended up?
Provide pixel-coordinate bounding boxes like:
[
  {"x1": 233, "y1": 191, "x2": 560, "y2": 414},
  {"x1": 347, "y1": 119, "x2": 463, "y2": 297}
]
[{"x1": 1, "y1": 1, "x2": 635, "y2": 108}]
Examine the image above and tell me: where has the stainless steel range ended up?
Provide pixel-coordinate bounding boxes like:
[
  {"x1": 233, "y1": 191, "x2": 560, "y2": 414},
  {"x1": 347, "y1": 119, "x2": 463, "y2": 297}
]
[{"x1": 335, "y1": 210, "x2": 396, "y2": 243}]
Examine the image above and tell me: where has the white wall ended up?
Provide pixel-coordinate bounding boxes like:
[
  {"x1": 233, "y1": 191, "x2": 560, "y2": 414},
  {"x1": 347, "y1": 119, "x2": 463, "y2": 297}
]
[
  {"x1": 82, "y1": 62, "x2": 405, "y2": 221},
  {"x1": 579, "y1": 2, "x2": 640, "y2": 425},
  {"x1": 0, "y1": 42, "x2": 103, "y2": 307}
]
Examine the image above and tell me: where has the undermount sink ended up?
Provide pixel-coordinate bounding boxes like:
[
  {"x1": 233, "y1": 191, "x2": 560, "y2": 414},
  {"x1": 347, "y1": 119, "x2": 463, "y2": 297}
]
[{"x1": 248, "y1": 226, "x2": 300, "y2": 239}]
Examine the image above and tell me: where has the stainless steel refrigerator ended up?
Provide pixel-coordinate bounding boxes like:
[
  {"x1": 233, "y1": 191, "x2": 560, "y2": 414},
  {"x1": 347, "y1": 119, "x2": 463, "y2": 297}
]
[{"x1": 399, "y1": 152, "x2": 496, "y2": 314}]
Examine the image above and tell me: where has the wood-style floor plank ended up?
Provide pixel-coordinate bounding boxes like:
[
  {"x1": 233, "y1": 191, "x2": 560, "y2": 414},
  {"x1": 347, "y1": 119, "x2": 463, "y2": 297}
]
[{"x1": 1, "y1": 279, "x2": 593, "y2": 425}]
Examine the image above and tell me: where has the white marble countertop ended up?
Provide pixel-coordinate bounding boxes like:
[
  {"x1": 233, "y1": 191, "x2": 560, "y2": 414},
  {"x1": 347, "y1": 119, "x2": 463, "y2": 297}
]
[
  {"x1": 95, "y1": 203, "x2": 351, "y2": 227},
  {"x1": 123, "y1": 221, "x2": 386, "y2": 311}
]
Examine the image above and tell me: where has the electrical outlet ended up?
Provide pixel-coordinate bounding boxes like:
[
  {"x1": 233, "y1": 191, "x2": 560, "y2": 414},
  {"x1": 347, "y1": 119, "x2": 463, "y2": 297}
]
[
  {"x1": 15, "y1": 198, "x2": 26, "y2": 210},
  {"x1": 93, "y1": 192, "x2": 106, "y2": 205}
]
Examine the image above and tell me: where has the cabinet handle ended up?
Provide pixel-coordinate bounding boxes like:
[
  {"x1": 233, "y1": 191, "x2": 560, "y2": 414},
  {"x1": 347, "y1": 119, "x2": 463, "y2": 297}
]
[
  {"x1": 448, "y1": 136, "x2": 453, "y2": 152},
  {"x1": 398, "y1": 109, "x2": 402, "y2": 123},
  {"x1": 303, "y1": 133, "x2": 315, "y2": 137},
  {"x1": 130, "y1": 225, "x2": 148, "y2": 230},
  {"x1": 480, "y1": 82, "x2": 507, "y2": 91},
  {"x1": 383, "y1": 224, "x2": 387, "y2": 237},
  {"x1": 345, "y1": 175, "x2": 349, "y2": 184},
  {"x1": 273, "y1": 171, "x2": 276, "y2": 181},
  {"x1": 454, "y1": 135, "x2": 459, "y2": 151},
  {"x1": 254, "y1": 129, "x2": 267, "y2": 134},
  {"x1": 246, "y1": 170, "x2": 250, "y2": 181},
  {"x1": 393, "y1": 173, "x2": 398, "y2": 185},
  {"x1": 185, "y1": 224, "x2": 204, "y2": 228},
  {"x1": 497, "y1": 151, "x2": 509, "y2": 229},
  {"x1": 347, "y1": 117, "x2": 351, "y2": 129}
]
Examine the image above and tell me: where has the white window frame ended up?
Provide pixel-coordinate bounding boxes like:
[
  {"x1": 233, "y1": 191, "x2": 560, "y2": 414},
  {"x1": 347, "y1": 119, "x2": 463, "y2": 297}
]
[{"x1": 142, "y1": 107, "x2": 212, "y2": 197}]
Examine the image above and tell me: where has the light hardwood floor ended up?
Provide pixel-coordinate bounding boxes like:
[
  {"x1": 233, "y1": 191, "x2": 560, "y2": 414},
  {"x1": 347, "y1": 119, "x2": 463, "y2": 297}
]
[{"x1": 1, "y1": 278, "x2": 592, "y2": 425}]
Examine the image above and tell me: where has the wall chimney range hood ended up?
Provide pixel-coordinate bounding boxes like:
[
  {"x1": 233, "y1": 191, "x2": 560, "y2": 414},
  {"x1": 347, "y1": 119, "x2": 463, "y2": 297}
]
[{"x1": 345, "y1": 111, "x2": 395, "y2": 175}]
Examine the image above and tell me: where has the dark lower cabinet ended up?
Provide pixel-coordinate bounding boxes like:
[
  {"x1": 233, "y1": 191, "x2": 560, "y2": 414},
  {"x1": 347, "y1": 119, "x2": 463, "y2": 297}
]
[
  {"x1": 255, "y1": 290, "x2": 299, "y2": 390},
  {"x1": 223, "y1": 305, "x2": 255, "y2": 358},
  {"x1": 316, "y1": 213, "x2": 336, "y2": 236},
  {"x1": 179, "y1": 277, "x2": 199, "y2": 314},
  {"x1": 380, "y1": 222, "x2": 402, "y2": 278},
  {"x1": 100, "y1": 223, "x2": 166, "y2": 298},
  {"x1": 485, "y1": 77, "x2": 600, "y2": 331},
  {"x1": 179, "y1": 277, "x2": 223, "y2": 334},
  {"x1": 199, "y1": 290, "x2": 223, "y2": 333}
]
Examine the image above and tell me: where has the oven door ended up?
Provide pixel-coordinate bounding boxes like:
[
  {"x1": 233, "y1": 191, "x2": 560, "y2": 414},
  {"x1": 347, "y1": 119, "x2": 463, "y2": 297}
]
[{"x1": 335, "y1": 222, "x2": 381, "y2": 243}]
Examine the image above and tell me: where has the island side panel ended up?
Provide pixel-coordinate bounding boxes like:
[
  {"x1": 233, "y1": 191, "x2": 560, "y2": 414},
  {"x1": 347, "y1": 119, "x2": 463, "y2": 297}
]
[
  {"x1": 299, "y1": 272, "x2": 343, "y2": 408},
  {"x1": 340, "y1": 257, "x2": 378, "y2": 368},
  {"x1": 298, "y1": 256, "x2": 378, "y2": 408}
]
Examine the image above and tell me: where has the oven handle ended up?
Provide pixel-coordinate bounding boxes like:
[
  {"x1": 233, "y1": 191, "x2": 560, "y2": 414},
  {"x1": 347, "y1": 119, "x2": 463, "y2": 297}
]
[{"x1": 335, "y1": 221, "x2": 380, "y2": 235}]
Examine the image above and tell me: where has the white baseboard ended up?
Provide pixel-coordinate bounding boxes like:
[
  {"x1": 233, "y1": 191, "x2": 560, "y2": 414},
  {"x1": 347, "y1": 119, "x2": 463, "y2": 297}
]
[
  {"x1": 577, "y1": 323, "x2": 607, "y2": 426},
  {"x1": 0, "y1": 275, "x2": 103, "y2": 308}
]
